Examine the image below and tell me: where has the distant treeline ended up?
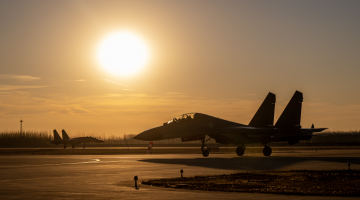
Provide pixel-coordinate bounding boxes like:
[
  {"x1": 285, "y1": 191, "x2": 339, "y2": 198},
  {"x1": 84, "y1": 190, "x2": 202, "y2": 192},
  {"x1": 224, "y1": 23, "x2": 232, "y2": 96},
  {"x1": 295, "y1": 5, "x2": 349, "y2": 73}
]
[
  {"x1": 0, "y1": 131, "x2": 359, "y2": 148},
  {"x1": 307, "y1": 131, "x2": 360, "y2": 144}
]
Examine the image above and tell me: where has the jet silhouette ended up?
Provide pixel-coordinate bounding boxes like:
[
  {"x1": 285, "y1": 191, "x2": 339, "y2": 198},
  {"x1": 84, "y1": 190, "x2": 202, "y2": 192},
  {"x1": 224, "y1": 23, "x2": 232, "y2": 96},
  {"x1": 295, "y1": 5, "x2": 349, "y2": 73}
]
[
  {"x1": 134, "y1": 91, "x2": 327, "y2": 157},
  {"x1": 50, "y1": 129, "x2": 104, "y2": 148}
]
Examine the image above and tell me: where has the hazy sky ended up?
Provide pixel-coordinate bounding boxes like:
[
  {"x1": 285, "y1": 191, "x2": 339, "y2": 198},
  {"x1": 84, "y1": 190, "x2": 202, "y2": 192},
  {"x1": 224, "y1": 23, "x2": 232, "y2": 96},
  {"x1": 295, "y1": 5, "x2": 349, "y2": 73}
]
[{"x1": 1, "y1": 0, "x2": 360, "y2": 135}]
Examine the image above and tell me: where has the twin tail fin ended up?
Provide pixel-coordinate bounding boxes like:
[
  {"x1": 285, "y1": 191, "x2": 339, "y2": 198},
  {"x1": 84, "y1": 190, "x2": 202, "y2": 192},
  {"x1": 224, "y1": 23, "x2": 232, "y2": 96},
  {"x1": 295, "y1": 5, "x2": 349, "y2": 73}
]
[
  {"x1": 249, "y1": 92, "x2": 276, "y2": 127},
  {"x1": 62, "y1": 130, "x2": 70, "y2": 140},
  {"x1": 53, "y1": 130, "x2": 62, "y2": 141},
  {"x1": 275, "y1": 91, "x2": 303, "y2": 128}
]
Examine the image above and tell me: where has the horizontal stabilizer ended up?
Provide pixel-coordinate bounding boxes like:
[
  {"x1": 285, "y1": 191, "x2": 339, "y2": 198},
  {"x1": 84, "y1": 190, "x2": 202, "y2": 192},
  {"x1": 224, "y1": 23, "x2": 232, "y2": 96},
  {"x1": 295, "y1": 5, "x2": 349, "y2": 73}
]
[
  {"x1": 270, "y1": 128, "x2": 328, "y2": 137},
  {"x1": 312, "y1": 128, "x2": 327, "y2": 132},
  {"x1": 230, "y1": 126, "x2": 327, "y2": 134}
]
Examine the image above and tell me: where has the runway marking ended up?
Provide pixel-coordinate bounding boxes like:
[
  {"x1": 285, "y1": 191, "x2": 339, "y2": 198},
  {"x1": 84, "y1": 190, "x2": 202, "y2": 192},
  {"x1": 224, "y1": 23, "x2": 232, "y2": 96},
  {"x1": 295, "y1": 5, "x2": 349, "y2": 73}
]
[
  {"x1": 0, "y1": 156, "x2": 166, "y2": 168},
  {"x1": 0, "y1": 159, "x2": 103, "y2": 168}
]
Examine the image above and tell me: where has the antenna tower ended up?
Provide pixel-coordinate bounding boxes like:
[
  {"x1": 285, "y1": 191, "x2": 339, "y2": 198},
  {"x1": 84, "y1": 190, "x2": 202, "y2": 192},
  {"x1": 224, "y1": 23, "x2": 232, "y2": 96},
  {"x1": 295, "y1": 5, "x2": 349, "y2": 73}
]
[{"x1": 20, "y1": 119, "x2": 23, "y2": 133}]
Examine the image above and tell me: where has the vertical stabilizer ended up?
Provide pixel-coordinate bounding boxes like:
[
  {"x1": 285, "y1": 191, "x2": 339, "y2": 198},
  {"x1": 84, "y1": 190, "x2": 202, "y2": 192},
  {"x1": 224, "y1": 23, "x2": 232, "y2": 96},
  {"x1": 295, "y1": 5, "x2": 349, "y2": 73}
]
[
  {"x1": 249, "y1": 92, "x2": 276, "y2": 127},
  {"x1": 275, "y1": 91, "x2": 303, "y2": 128},
  {"x1": 62, "y1": 130, "x2": 70, "y2": 140},
  {"x1": 53, "y1": 130, "x2": 62, "y2": 141}
]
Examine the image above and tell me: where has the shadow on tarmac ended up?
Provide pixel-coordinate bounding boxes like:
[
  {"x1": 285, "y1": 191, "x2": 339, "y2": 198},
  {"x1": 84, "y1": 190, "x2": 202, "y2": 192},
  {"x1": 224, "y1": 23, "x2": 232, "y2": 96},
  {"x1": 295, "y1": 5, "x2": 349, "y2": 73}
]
[{"x1": 138, "y1": 156, "x2": 360, "y2": 170}]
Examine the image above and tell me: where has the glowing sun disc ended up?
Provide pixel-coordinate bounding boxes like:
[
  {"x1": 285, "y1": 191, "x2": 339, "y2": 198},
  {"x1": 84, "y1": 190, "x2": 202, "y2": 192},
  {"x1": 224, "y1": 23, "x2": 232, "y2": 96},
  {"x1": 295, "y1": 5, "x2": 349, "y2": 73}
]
[{"x1": 97, "y1": 31, "x2": 149, "y2": 76}]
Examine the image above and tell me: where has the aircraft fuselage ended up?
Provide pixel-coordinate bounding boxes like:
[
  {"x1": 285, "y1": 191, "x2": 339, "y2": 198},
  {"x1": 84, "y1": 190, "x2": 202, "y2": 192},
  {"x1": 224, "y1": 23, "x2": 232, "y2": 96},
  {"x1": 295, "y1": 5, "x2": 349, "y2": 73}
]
[{"x1": 135, "y1": 113, "x2": 316, "y2": 145}]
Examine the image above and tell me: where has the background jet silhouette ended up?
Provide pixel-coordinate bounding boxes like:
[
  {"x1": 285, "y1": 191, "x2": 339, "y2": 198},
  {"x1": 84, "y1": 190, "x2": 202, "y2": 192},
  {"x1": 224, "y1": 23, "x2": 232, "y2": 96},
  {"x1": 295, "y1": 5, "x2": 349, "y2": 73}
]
[{"x1": 49, "y1": 129, "x2": 104, "y2": 149}]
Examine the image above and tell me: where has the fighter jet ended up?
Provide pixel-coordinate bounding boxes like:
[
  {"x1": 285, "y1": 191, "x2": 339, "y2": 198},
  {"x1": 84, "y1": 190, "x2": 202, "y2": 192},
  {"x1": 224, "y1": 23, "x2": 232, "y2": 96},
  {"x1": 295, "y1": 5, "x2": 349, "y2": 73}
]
[
  {"x1": 61, "y1": 130, "x2": 104, "y2": 148},
  {"x1": 49, "y1": 129, "x2": 104, "y2": 148},
  {"x1": 134, "y1": 91, "x2": 327, "y2": 157}
]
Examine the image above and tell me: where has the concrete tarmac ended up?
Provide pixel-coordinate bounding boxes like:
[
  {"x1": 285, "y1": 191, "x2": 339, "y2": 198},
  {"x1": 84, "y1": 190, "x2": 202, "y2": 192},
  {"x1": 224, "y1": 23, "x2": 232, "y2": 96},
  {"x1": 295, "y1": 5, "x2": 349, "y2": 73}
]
[{"x1": 0, "y1": 150, "x2": 359, "y2": 200}]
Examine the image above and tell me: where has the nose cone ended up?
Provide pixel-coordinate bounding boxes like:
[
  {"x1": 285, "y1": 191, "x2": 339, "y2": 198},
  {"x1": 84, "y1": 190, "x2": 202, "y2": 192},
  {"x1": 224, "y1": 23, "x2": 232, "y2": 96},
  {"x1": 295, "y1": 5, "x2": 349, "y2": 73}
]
[{"x1": 134, "y1": 126, "x2": 163, "y2": 141}]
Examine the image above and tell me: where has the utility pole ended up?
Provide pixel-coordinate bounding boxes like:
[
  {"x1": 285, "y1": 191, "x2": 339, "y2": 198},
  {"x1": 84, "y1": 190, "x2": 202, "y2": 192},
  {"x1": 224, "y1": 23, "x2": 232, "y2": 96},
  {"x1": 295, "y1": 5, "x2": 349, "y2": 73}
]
[{"x1": 20, "y1": 119, "x2": 23, "y2": 133}]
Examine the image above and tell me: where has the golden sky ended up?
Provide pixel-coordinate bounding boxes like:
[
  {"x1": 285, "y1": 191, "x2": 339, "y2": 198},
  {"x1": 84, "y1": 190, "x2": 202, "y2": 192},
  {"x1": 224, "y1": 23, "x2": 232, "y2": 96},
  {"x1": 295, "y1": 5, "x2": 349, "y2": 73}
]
[{"x1": 1, "y1": 1, "x2": 360, "y2": 135}]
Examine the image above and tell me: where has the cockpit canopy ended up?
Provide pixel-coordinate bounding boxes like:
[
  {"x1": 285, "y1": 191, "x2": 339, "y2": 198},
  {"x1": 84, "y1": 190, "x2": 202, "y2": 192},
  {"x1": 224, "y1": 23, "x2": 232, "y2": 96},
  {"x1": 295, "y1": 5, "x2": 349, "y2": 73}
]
[{"x1": 167, "y1": 113, "x2": 195, "y2": 124}]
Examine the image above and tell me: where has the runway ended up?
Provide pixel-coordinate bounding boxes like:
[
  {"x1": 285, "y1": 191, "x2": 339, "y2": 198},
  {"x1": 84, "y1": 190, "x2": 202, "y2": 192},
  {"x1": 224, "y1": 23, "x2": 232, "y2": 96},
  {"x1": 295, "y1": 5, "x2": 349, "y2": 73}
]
[{"x1": 0, "y1": 150, "x2": 359, "y2": 199}]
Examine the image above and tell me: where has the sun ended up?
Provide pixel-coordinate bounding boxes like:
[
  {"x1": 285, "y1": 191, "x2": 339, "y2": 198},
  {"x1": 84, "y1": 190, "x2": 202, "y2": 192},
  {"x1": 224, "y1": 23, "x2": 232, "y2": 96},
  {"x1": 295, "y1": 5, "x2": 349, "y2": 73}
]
[{"x1": 97, "y1": 31, "x2": 150, "y2": 76}]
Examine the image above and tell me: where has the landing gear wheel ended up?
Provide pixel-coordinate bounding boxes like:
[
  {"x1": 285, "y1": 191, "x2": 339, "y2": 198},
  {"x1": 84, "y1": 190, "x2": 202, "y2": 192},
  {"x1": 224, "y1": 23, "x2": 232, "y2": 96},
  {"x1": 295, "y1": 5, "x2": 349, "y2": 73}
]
[
  {"x1": 72, "y1": 145, "x2": 75, "y2": 149},
  {"x1": 64, "y1": 144, "x2": 66, "y2": 149},
  {"x1": 236, "y1": 146, "x2": 245, "y2": 156},
  {"x1": 200, "y1": 135, "x2": 210, "y2": 157},
  {"x1": 263, "y1": 145, "x2": 272, "y2": 156},
  {"x1": 202, "y1": 150, "x2": 210, "y2": 157}
]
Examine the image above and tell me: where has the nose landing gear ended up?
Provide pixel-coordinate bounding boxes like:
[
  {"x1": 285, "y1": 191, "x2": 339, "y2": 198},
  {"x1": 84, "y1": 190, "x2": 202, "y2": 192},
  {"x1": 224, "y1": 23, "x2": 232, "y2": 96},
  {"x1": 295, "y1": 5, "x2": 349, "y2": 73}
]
[{"x1": 263, "y1": 145, "x2": 272, "y2": 156}]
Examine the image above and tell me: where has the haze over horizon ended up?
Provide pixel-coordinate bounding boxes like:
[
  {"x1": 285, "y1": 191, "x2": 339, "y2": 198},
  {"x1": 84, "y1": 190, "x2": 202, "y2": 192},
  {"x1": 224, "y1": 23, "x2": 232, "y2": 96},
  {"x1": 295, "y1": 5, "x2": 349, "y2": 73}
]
[{"x1": 1, "y1": 0, "x2": 360, "y2": 135}]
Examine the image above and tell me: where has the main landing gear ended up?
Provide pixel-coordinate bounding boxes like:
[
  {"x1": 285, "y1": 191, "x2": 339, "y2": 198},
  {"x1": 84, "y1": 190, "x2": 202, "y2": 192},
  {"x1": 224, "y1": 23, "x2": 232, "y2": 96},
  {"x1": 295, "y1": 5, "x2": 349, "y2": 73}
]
[
  {"x1": 202, "y1": 149, "x2": 210, "y2": 157},
  {"x1": 201, "y1": 136, "x2": 210, "y2": 157},
  {"x1": 236, "y1": 145, "x2": 246, "y2": 156},
  {"x1": 263, "y1": 145, "x2": 272, "y2": 156},
  {"x1": 63, "y1": 144, "x2": 66, "y2": 149},
  {"x1": 72, "y1": 145, "x2": 75, "y2": 149}
]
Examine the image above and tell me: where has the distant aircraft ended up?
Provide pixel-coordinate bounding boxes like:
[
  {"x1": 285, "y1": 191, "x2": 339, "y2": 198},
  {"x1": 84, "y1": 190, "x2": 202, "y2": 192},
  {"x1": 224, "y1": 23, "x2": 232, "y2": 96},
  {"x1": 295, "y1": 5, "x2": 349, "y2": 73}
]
[
  {"x1": 49, "y1": 129, "x2": 104, "y2": 149},
  {"x1": 134, "y1": 91, "x2": 327, "y2": 157}
]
